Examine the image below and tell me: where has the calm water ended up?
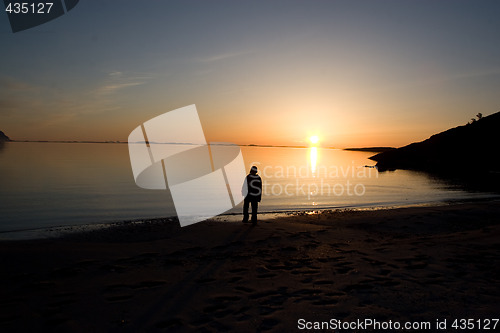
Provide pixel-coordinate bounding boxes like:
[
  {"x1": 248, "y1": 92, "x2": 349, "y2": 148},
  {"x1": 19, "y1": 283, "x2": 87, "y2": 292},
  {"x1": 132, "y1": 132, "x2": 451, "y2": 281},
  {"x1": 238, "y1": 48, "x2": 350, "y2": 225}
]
[{"x1": 0, "y1": 142, "x2": 496, "y2": 234}]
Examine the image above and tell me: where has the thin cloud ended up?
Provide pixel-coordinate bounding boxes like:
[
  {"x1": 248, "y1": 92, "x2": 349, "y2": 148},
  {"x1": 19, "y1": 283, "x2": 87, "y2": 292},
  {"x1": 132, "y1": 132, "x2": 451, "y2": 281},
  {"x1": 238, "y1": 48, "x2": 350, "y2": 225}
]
[
  {"x1": 198, "y1": 50, "x2": 251, "y2": 63},
  {"x1": 97, "y1": 71, "x2": 152, "y2": 95},
  {"x1": 0, "y1": 76, "x2": 36, "y2": 92},
  {"x1": 376, "y1": 66, "x2": 500, "y2": 93},
  {"x1": 99, "y1": 81, "x2": 145, "y2": 94},
  {"x1": 0, "y1": 98, "x2": 18, "y2": 110},
  {"x1": 0, "y1": 76, "x2": 39, "y2": 116},
  {"x1": 445, "y1": 67, "x2": 500, "y2": 81}
]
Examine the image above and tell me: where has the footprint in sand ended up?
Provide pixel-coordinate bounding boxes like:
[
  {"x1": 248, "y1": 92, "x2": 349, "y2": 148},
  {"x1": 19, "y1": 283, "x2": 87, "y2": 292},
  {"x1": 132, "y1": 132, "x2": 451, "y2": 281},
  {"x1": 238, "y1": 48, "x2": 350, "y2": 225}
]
[
  {"x1": 155, "y1": 318, "x2": 183, "y2": 330},
  {"x1": 100, "y1": 264, "x2": 127, "y2": 273},
  {"x1": 335, "y1": 262, "x2": 354, "y2": 274},
  {"x1": 203, "y1": 295, "x2": 242, "y2": 319},
  {"x1": 257, "y1": 273, "x2": 277, "y2": 278},
  {"x1": 362, "y1": 257, "x2": 387, "y2": 266},
  {"x1": 47, "y1": 299, "x2": 76, "y2": 308},
  {"x1": 343, "y1": 283, "x2": 374, "y2": 292},
  {"x1": 195, "y1": 277, "x2": 216, "y2": 284},
  {"x1": 234, "y1": 286, "x2": 254, "y2": 293},
  {"x1": 139, "y1": 252, "x2": 160, "y2": 258},
  {"x1": 264, "y1": 264, "x2": 288, "y2": 271},
  {"x1": 106, "y1": 294, "x2": 133, "y2": 302},
  {"x1": 291, "y1": 269, "x2": 319, "y2": 275},
  {"x1": 258, "y1": 317, "x2": 281, "y2": 331},
  {"x1": 311, "y1": 298, "x2": 338, "y2": 306},
  {"x1": 314, "y1": 280, "x2": 334, "y2": 285},
  {"x1": 25, "y1": 280, "x2": 55, "y2": 291},
  {"x1": 228, "y1": 276, "x2": 243, "y2": 283},
  {"x1": 130, "y1": 280, "x2": 166, "y2": 289},
  {"x1": 51, "y1": 266, "x2": 82, "y2": 278},
  {"x1": 103, "y1": 280, "x2": 165, "y2": 303}
]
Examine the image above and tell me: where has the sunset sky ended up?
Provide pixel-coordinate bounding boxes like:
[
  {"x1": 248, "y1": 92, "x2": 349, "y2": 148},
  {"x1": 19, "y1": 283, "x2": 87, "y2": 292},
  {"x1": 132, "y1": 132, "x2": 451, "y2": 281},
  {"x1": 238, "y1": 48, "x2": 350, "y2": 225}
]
[{"x1": 1, "y1": 0, "x2": 500, "y2": 147}]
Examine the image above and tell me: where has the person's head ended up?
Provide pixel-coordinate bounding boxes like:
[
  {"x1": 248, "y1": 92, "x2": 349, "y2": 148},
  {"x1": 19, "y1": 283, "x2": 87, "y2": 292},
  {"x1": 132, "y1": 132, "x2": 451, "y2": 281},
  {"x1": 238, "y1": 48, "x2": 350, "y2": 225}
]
[{"x1": 250, "y1": 166, "x2": 258, "y2": 174}]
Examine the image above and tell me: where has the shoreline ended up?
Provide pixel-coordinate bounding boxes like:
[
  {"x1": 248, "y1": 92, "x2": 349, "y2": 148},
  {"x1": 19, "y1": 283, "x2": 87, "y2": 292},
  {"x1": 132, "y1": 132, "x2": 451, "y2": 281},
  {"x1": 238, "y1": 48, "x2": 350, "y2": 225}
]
[
  {"x1": 1, "y1": 200, "x2": 499, "y2": 331},
  {"x1": 1, "y1": 196, "x2": 499, "y2": 241}
]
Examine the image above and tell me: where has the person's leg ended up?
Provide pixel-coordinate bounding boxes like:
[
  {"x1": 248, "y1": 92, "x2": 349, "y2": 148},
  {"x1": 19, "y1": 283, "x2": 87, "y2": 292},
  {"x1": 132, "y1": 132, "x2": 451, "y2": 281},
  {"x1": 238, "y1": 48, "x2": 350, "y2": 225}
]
[
  {"x1": 242, "y1": 198, "x2": 250, "y2": 222},
  {"x1": 251, "y1": 200, "x2": 258, "y2": 223}
]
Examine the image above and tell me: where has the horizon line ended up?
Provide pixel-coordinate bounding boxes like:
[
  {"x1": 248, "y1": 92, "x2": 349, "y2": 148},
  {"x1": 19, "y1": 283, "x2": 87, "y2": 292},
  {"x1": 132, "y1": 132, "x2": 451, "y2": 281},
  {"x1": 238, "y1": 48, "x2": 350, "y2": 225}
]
[{"x1": 1, "y1": 140, "x2": 396, "y2": 150}]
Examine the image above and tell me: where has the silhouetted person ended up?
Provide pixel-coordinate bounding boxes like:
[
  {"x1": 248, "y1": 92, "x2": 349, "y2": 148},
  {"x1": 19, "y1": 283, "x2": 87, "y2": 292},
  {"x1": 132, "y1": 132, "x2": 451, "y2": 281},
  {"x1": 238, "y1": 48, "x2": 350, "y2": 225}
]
[{"x1": 242, "y1": 166, "x2": 262, "y2": 224}]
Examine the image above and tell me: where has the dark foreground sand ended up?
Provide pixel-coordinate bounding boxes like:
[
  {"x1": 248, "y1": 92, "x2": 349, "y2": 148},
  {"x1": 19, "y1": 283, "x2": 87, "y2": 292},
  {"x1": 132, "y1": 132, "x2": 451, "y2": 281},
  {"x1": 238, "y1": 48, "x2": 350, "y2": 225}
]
[{"x1": 1, "y1": 201, "x2": 499, "y2": 332}]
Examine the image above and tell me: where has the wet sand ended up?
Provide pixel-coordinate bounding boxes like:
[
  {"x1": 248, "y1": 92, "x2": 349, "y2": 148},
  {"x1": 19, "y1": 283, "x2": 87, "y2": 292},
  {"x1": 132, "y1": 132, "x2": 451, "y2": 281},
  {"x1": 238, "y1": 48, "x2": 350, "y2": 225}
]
[{"x1": 0, "y1": 201, "x2": 499, "y2": 332}]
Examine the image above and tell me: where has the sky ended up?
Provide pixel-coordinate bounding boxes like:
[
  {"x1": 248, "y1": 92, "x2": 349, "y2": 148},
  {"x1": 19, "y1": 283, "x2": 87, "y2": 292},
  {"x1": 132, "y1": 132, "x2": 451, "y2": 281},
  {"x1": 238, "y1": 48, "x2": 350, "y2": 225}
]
[{"x1": 1, "y1": 0, "x2": 500, "y2": 147}]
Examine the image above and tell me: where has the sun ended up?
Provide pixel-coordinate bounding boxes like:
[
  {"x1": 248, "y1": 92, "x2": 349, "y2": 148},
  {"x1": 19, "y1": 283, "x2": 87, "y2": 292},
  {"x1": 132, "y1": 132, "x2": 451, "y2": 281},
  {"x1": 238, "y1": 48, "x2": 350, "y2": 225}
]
[{"x1": 309, "y1": 135, "x2": 319, "y2": 144}]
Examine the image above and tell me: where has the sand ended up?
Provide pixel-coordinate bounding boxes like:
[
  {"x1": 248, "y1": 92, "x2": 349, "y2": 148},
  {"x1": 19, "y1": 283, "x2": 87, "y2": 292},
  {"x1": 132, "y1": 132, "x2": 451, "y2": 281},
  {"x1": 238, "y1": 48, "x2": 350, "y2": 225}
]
[{"x1": 0, "y1": 201, "x2": 499, "y2": 332}]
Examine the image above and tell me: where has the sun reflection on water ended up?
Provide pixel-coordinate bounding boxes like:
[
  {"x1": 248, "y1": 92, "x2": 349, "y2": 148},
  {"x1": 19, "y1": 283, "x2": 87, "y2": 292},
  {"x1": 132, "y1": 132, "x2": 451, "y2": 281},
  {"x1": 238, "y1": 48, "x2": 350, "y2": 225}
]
[{"x1": 310, "y1": 146, "x2": 317, "y2": 176}]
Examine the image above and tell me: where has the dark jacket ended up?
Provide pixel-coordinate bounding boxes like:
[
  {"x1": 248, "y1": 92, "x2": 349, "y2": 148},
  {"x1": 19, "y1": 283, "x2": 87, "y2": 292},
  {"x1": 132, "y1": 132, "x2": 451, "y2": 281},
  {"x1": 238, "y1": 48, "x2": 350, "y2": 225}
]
[{"x1": 245, "y1": 174, "x2": 262, "y2": 202}]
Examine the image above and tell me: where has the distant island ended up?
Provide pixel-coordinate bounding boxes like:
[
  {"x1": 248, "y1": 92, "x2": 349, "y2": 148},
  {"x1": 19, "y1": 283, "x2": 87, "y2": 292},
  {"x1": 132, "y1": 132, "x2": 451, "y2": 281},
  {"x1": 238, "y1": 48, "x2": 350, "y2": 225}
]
[
  {"x1": 0, "y1": 131, "x2": 11, "y2": 142},
  {"x1": 344, "y1": 147, "x2": 395, "y2": 153},
  {"x1": 370, "y1": 111, "x2": 500, "y2": 175}
]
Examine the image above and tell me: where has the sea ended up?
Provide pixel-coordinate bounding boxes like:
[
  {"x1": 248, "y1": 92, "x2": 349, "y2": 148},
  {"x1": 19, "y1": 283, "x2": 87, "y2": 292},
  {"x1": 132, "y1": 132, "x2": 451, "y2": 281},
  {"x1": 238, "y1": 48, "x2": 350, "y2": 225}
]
[{"x1": 0, "y1": 142, "x2": 497, "y2": 239}]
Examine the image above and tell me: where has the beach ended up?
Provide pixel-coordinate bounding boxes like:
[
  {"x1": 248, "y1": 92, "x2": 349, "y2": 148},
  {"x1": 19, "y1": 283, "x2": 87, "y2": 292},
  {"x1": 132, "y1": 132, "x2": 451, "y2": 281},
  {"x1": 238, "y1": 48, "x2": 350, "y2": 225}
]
[{"x1": 1, "y1": 201, "x2": 499, "y2": 332}]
